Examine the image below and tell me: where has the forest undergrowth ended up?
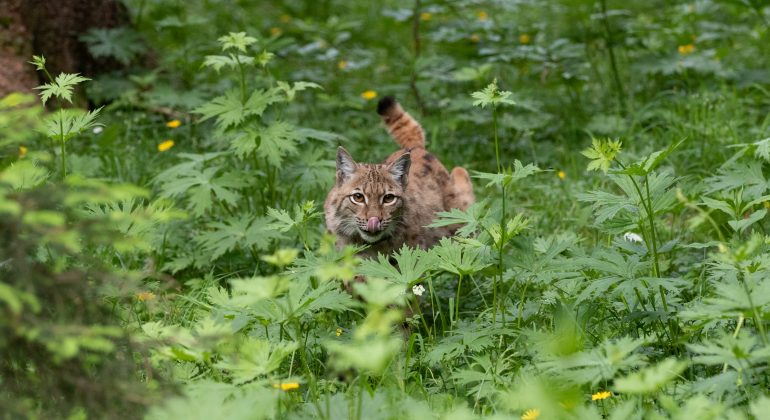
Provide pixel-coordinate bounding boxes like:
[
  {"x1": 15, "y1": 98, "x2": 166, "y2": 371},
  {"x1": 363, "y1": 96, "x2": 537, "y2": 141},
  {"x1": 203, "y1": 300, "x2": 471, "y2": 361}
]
[{"x1": 3, "y1": 1, "x2": 770, "y2": 419}]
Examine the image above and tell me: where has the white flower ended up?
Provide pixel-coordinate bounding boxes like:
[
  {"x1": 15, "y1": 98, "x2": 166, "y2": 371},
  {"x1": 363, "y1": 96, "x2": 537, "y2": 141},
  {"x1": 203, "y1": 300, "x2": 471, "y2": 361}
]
[
  {"x1": 93, "y1": 126, "x2": 103, "y2": 134},
  {"x1": 623, "y1": 232, "x2": 643, "y2": 243},
  {"x1": 412, "y1": 284, "x2": 425, "y2": 296}
]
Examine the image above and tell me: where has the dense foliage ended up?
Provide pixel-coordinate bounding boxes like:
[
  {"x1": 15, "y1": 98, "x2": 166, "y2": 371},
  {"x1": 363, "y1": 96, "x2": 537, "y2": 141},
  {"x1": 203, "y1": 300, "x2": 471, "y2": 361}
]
[{"x1": 3, "y1": 0, "x2": 770, "y2": 418}]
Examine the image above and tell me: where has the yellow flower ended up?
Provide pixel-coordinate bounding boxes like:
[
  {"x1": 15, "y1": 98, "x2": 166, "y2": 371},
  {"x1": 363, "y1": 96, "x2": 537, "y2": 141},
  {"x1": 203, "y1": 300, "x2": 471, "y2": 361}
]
[
  {"x1": 678, "y1": 44, "x2": 695, "y2": 55},
  {"x1": 336, "y1": 328, "x2": 342, "y2": 337},
  {"x1": 279, "y1": 14, "x2": 291, "y2": 23},
  {"x1": 165, "y1": 119, "x2": 182, "y2": 129},
  {"x1": 136, "y1": 291, "x2": 156, "y2": 302},
  {"x1": 477, "y1": 11, "x2": 488, "y2": 21},
  {"x1": 592, "y1": 391, "x2": 612, "y2": 401},
  {"x1": 272, "y1": 382, "x2": 300, "y2": 391},
  {"x1": 519, "y1": 34, "x2": 531, "y2": 44},
  {"x1": 157, "y1": 140, "x2": 175, "y2": 152},
  {"x1": 270, "y1": 27, "x2": 282, "y2": 37},
  {"x1": 470, "y1": 34, "x2": 481, "y2": 43},
  {"x1": 338, "y1": 60, "x2": 348, "y2": 70},
  {"x1": 557, "y1": 170, "x2": 566, "y2": 180},
  {"x1": 361, "y1": 90, "x2": 377, "y2": 100},
  {"x1": 19, "y1": 146, "x2": 28, "y2": 158},
  {"x1": 420, "y1": 12, "x2": 432, "y2": 21},
  {"x1": 521, "y1": 408, "x2": 540, "y2": 420}
]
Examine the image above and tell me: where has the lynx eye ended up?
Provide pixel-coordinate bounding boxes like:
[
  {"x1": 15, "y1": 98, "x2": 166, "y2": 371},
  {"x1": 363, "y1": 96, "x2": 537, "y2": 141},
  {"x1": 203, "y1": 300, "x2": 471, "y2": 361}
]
[
  {"x1": 350, "y1": 192, "x2": 365, "y2": 204},
  {"x1": 382, "y1": 193, "x2": 397, "y2": 204}
]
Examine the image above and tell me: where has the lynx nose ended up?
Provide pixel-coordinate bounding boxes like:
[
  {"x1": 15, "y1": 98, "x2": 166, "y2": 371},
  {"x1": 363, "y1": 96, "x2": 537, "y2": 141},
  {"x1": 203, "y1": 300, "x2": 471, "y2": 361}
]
[{"x1": 366, "y1": 217, "x2": 382, "y2": 232}]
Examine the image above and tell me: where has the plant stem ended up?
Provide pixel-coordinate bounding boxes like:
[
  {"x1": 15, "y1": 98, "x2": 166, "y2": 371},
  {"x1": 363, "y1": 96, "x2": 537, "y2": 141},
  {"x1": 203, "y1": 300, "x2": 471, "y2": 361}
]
[
  {"x1": 492, "y1": 103, "x2": 505, "y2": 325},
  {"x1": 455, "y1": 273, "x2": 463, "y2": 324},
  {"x1": 634, "y1": 174, "x2": 660, "y2": 277},
  {"x1": 235, "y1": 54, "x2": 247, "y2": 103},
  {"x1": 60, "y1": 109, "x2": 66, "y2": 178},
  {"x1": 643, "y1": 174, "x2": 661, "y2": 276},
  {"x1": 599, "y1": 0, "x2": 626, "y2": 113},
  {"x1": 738, "y1": 270, "x2": 768, "y2": 346},
  {"x1": 617, "y1": 161, "x2": 660, "y2": 277},
  {"x1": 723, "y1": 314, "x2": 745, "y2": 373}
]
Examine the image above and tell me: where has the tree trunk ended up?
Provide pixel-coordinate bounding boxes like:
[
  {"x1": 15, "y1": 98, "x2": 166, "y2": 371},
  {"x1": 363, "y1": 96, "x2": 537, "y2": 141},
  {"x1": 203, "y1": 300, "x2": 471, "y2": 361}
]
[{"x1": 0, "y1": 0, "x2": 130, "y2": 97}]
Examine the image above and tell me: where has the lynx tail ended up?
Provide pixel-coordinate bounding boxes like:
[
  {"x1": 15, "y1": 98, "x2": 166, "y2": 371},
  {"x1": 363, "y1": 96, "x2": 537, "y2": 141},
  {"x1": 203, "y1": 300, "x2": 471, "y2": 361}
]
[{"x1": 377, "y1": 96, "x2": 425, "y2": 149}]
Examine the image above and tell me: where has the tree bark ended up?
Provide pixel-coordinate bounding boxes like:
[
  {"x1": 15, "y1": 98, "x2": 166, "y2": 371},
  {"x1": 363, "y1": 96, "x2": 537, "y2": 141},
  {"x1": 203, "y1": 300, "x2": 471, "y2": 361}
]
[{"x1": 0, "y1": 0, "x2": 130, "y2": 96}]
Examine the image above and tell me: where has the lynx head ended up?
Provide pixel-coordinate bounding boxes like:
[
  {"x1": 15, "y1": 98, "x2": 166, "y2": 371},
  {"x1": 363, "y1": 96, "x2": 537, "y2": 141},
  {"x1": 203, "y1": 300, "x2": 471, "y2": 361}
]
[{"x1": 326, "y1": 147, "x2": 411, "y2": 243}]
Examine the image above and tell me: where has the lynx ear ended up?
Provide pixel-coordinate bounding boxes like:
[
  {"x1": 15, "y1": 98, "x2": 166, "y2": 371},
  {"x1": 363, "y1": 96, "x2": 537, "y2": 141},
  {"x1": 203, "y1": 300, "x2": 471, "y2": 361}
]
[
  {"x1": 336, "y1": 147, "x2": 357, "y2": 185},
  {"x1": 388, "y1": 152, "x2": 411, "y2": 187}
]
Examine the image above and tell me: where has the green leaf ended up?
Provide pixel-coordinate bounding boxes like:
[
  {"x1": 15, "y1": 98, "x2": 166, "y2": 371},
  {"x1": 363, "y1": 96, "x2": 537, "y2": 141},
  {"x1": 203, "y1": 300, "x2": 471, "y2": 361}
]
[
  {"x1": 325, "y1": 335, "x2": 402, "y2": 375},
  {"x1": 34, "y1": 73, "x2": 90, "y2": 104},
  {"x1": 29, "y1": 55, "x2": 46, "y2": 71},
  {"x1": 750, "y1": 396, "x2": 770, "y2": 420},
  {"x1": 471, "y1": 79, "x2": 515, "y2": 108},
  {"x1": 202, "y1": 54, "x2": 255, "y2": 72},
  {"x1": 43, "y1": 108, "x2": 102, "y2": 141},
  {"x1": 79, "y1": 27, "x2": 146, "y2": 65},
  {"x1": 700, "y1": 196, "x2": 735, "y2": 217},
  {"x1": 427, "y1": 202, "x2": 485, "y2": 237},
  {"x1": 687, "y1": 333, "x2": 770, "y2": 371},
  {"x1": 261, "y1": 249, "x2": 299, "y2": 267},
  {"x1": 727, "y1": 208, "x2": 767, "y2": 233},
  {"x1": 753, "y1": 137, "x2": 770, "y2": 162},
  {"x1": 256, "y1": 50, "x2": 275, "y2": 67},
  {"x1": 432, "y1": 238, "x2": 492, "y2": 276},
  {"x1": 614, "y1": 138, "x2": 685, "y2": 177},
  {"x1": 154, "y1": 153, "x2": 246, "y2": 216},
  {"x1": 194, "y1": 89, "x2": 280, "y2": 130},
  {"x1": 194, "y1": 90, "x2": 248, "y2": 129},
  {"x1": 276, "y1": 81, "x2": 322, "y2": 101},
  {"x1": 218, "y1": 32, "x2": 257, "y2": 53},
  {"x1": 472, "y1": 161, "x2": 540, "y2": 188},
  {"x1": 0, "y1": 283, "x2": 40, "y2": 315},
  {"x1": 146, "y1": 382, "x2": 278, "y2": 420},
  {"x1": 196, "y1": 216, "x2": 282, "y2": 260},
  {"x1": 452, "y1": 63, "x2": 493, "y2": 82},
  {"x1": 293, "y1": 127, "x2": 347, "y2": 144},
  {"x1": 538, "y1": 336, "x2": 646, "y2": 386},
  {"x1": 214, "y1": 339, "x2": 297, "y2": 385},
  {"x1": 581, "y1": 137, "x2": 622, "y2": 174},
  {"x1": 687, "y1": 276, "x2": 770, "y2": 319},
  {"x1": 706, "y1": 161, "x2": 767, "y2": 198},
  {"x1": 267, "y1": 207, "x2": 297, "y2": 232},
  {"x1": 256, "y1": 121, "x2": 300, "y2": 166},
  {"x1": 0, "y1": 160, "x2": 49, "y2": 190},
  {"x1": 613, "y1": 358, "x2": 687, "y2": 394},
  {"x1": 358, "y1": 245, "x2": 435, "y2": 286}
]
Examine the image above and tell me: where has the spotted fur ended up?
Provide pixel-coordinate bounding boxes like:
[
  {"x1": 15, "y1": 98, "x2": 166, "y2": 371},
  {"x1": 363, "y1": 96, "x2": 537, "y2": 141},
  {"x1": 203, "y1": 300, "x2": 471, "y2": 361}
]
[{"x1": 324, "y1": 97, "x2": 475, "y2": 257}]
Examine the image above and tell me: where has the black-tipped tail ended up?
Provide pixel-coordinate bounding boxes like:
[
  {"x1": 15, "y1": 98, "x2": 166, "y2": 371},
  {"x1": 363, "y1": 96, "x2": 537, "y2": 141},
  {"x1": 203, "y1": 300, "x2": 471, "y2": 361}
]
[
  {"x1": 377, "y1": 96, "x2": 396, "y2": 116},
  {"x1": 376, "y1": 96, "x2": 425, "y2": 149}
]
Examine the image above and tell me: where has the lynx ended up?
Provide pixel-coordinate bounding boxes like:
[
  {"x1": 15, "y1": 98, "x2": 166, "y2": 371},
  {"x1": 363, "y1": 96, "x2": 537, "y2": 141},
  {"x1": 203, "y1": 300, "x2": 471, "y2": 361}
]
[{"x1": 324, "y1": 96, "x2": 475, "y2": 257}]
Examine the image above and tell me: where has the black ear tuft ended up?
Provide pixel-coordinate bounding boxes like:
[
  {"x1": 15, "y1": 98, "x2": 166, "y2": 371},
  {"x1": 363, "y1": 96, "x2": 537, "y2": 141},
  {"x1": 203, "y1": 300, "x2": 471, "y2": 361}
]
[{"x1": 377, "y1": 96, "x2": 396, "y2": 116}]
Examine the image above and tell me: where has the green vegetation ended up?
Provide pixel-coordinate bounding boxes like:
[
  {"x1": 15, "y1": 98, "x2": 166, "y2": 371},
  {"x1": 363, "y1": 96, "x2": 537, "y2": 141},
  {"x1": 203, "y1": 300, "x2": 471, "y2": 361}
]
[{"x1": 3, "y1": 0, "x2": 770, "y2": 418}]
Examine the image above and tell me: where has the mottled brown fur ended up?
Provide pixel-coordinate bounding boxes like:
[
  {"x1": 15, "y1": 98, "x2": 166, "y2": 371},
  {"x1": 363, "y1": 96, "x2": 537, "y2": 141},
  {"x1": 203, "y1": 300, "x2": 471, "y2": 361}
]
[{"x1": 324, "y1": 97, "x2": 475, "y2": 257}]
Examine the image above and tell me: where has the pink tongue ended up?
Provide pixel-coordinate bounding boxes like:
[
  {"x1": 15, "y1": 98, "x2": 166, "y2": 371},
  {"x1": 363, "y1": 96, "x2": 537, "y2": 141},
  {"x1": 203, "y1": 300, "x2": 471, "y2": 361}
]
[{"x1": 367, "y1": 217, "x2": 381, "y2": 232}]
